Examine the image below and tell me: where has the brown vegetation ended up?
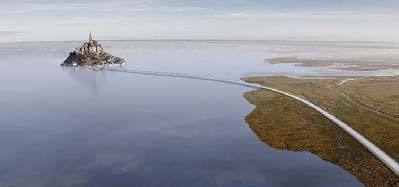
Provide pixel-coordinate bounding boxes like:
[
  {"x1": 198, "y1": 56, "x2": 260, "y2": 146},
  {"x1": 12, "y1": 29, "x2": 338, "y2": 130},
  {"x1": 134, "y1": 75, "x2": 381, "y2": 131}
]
[{"x1": 242, "y1": 76, "x2": 399, "y2": 186}]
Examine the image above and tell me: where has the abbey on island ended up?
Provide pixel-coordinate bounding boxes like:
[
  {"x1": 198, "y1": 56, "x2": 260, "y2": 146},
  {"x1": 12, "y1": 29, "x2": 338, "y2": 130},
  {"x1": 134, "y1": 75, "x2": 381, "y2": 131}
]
[{"x1": 61, "y1": 33, "x2": 125, "y2": 67}]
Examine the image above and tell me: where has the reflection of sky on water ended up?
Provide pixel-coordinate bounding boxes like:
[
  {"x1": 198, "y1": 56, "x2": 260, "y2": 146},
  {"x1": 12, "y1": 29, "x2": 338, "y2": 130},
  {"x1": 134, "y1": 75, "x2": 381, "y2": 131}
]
[
  {"x1": 0, "y1": 71, "x2": 361, "y2": 186},
  {"x1": 102, "y1": 40, "x2": 399, "y2": 79},
  {"x1": 2, "y1": 40, "x2": 399, "y2": 79},
  {"x1": 0, "y1": 40, "x2": 392, "y2": 186}
]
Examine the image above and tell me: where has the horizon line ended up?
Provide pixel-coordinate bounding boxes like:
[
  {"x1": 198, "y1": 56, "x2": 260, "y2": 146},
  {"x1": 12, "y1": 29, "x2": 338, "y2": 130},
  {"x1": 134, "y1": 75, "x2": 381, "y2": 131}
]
[{"x1": 1, "y1": 39, "x2": 399, "y2": 44}]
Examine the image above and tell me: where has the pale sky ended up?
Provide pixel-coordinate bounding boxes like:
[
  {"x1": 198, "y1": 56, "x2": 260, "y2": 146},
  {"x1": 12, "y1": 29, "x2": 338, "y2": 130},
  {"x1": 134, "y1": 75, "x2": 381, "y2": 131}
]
[{"x1": 2, "y1": 0, "x2": 399, "y2": 42}]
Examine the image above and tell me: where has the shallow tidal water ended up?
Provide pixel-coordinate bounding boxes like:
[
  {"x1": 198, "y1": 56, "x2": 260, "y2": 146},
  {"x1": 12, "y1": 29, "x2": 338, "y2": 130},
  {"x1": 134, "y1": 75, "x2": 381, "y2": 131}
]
[{"x1": 3, "y1": 40, "x2": 396, "y2": 186}]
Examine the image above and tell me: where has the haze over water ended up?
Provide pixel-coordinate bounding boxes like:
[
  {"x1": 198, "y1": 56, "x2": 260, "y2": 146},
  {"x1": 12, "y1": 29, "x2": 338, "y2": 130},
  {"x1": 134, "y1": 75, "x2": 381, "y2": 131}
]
[{"x1": 3, "y1": 40, "x2": 399, "y2": 186}]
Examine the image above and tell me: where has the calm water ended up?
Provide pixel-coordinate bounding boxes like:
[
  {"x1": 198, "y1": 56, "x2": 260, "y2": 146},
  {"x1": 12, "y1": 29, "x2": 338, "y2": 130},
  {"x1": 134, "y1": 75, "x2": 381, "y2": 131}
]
[{"x1": 3, "y1": 40, "x2": 396, "y2": 187}]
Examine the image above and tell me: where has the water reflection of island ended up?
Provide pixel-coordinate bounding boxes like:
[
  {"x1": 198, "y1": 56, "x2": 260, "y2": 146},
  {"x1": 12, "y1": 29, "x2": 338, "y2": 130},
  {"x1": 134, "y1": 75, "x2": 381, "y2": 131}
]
[
  {"x1": 243, "y1": 89, "x2": 399, "y2": 186},
  {"x1": 63, "y1": 67, "x2": 107, "y2": 95}
]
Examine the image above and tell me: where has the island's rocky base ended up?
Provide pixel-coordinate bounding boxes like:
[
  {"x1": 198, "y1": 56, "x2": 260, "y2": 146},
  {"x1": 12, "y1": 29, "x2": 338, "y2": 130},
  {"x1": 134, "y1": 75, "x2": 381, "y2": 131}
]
[{"x1": 61, "y1": 51, "x2": 125, "y2": 67}]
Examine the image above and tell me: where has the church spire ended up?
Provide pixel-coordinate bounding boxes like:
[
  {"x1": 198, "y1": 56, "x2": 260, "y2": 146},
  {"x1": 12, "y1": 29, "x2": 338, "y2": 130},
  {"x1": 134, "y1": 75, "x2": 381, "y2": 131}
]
[{"x1": 89, "y1": 32, "x2": 93, "y2": 42}]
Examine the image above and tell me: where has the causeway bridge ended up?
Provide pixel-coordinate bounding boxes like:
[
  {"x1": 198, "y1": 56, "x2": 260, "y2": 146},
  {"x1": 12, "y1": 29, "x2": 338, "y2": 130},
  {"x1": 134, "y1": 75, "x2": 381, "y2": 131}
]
[{"x1": 101, "y1": 67, "x2": 399, "y2": 176}]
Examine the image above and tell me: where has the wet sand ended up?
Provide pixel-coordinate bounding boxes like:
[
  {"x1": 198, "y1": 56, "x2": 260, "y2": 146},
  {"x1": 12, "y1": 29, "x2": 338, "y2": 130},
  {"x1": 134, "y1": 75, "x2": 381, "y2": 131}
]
[{"x1": 267, "y1": 57, "x2": 399, "y2": 72}]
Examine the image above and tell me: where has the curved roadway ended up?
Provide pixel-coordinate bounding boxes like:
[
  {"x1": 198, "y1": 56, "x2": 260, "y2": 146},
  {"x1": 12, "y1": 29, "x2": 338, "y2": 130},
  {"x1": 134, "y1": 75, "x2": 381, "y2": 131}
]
[{"x1": 104, "y1": 67, "x2": 399, "y2": 176}]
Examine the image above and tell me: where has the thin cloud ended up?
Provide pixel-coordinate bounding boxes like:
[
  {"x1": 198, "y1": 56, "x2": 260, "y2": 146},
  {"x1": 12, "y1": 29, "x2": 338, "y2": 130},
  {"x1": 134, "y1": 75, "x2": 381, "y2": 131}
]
[
  {"x1": 1, "y1": 1, "x2": 399, "y2": 42},
  {"x1": 0, "y1": 31, "x2": 19, "y2": 37},
  {"x1": 213, "y1": 11, "x2": 396, "y2": 20}
]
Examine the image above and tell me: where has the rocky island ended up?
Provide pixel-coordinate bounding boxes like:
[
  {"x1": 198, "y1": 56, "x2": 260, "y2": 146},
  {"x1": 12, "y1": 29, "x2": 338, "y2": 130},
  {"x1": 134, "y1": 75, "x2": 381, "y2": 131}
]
[{"x1": 61, "y1": 33, "x2": 125, "y2": 67}]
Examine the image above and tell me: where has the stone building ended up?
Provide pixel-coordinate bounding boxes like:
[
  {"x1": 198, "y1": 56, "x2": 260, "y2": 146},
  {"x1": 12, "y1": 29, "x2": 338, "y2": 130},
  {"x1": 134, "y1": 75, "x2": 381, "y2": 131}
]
[{"x1": 74, "y1": 33, "x2": 104, "y2": 56}]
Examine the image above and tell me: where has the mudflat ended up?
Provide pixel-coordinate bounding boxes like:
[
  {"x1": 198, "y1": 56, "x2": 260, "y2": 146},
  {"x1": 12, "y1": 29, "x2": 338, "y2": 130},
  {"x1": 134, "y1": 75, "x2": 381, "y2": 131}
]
[{"x1": 266, "y1": 56, "x2": 399, "y2": 71}]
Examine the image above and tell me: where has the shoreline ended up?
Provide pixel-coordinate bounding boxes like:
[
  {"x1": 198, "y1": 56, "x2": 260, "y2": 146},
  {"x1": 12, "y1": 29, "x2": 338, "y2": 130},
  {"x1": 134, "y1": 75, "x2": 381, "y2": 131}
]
[
  {"x1": 243, "y1": 89, "x2": 399, "y2": 185},
  {"x1": 242, "y1": 75, "x2": 399, "y2": 176}
]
